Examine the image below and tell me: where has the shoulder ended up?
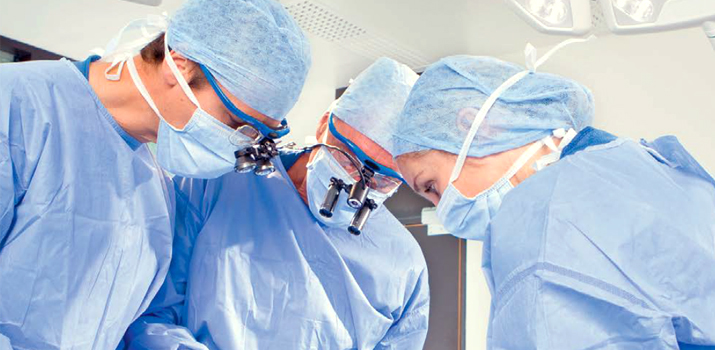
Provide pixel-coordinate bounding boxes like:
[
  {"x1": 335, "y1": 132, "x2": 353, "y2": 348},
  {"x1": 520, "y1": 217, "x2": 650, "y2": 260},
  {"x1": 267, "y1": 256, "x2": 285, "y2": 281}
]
[
  {"x1": 0, "y1": 59, "x2": 75, "y2": 89},
  {"x1": 0, "y1": 59, "x2": 86, "y2": 116},
  {"x1": 499, "y1": 138, "x2": 646, "y2": 221},
  {"x1": 490, "y1": 138, "x2": 715, "y2": 294},
  {"x1": 363, "y1": 207, "x2": 427, "y2": 269},
  {"x1": 488, "y1": 139, "x2": 642, "y2": 283}
]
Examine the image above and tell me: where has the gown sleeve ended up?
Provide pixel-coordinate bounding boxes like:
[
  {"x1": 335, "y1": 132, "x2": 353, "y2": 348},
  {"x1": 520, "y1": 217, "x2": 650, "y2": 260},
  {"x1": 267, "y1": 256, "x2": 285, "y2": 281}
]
[
  {"x1": 375, "y1": 263, "x2": 431, "y2": 350},
  {"x1": 0, "y1": 67, "x2": 44, "y2": 248},
  {"x1": 121, "y1": 177, "x2": 211, "y2": 350}
]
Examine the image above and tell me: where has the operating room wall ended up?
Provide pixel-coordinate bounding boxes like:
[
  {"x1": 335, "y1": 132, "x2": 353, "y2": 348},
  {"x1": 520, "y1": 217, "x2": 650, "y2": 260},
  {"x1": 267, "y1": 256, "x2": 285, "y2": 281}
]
[
  {"x1": 501, "y1": 26, "x2": 715, "y2": 174},
  {"x1": 463, "y1": 26, "x2": 715, "y2": 350},
  {"x1": 280, "y1": 35, "x2": 374, "y2": 146},
  {"x1": 279, "y1": 39, "x2": 338, "y2": 145}
]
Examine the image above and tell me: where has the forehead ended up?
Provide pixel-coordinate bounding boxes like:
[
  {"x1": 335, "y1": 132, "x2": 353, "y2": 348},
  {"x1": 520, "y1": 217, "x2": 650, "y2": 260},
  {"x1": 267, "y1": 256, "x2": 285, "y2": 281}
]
[
  {"x1": 331, "y1": 116, "x2": 397, "y2": 171},
  {"x1": 213, "y1": 77, "x2": 281, "y2": 129},
  {"x1": 397, "y1": 150, "x2": 451, "y2": 175}
]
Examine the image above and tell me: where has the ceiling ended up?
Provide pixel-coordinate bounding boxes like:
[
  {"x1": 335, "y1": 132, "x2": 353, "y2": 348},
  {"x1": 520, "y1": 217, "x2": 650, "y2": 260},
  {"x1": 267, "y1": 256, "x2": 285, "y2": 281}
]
[
  {"x1": 279, "y1": 0, "x2": 565, "y2": 64},
  {"x1": 0, "y1": 0, "x2": 567, "y2": 82}
]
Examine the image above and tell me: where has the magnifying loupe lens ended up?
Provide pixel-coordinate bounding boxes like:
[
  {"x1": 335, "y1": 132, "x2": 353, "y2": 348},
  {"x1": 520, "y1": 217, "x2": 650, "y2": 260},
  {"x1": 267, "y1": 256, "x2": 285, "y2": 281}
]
[
  {"x1": 320, "y1": 179, "x2": 342, "y2": 218},
  {"x1": 254, "y1": 158, "x2": 275, "y2": 176},
  {"x1": 348, "y1": 204, "x2": 372, "y2": 235},
  {"x1": 347, "y1": 180, "x2": 369, "y2": 209},
  {"x1": 235, "y1": 152, "x2": 257, "y2": 173}
]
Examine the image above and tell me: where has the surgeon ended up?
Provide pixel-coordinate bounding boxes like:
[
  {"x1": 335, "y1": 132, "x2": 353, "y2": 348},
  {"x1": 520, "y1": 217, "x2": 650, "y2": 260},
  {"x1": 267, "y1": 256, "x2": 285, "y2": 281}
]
[
  {"x1": 392, "y1": 52, "x2": 715, "y2": 349},
  {"x1": 121, "y1": 57, "x2": 430, "y2": 350},
  {"x1": 0, "y1": 0, "x2": 311, "y2": 348}
]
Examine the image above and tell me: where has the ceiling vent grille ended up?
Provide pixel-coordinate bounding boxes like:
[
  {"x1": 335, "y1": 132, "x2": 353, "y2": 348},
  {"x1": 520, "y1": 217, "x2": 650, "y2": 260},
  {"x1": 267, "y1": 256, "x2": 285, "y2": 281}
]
[
  {"x1": 287, "y1": 1, "x2": 367, "y2": 42},
  {"x1": 285, "y1": 0, "x2": 430, "y2": 69}
]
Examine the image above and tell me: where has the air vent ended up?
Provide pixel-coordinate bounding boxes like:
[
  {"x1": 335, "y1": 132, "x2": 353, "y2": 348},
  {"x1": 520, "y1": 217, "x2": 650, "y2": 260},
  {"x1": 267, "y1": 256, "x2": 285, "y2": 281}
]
[
  {"x1": 287, "y1": 1, "x2": 367, "y2": 42},
  {"x1": 284, "y1": 0, "x2": 429, "y2": 69}
]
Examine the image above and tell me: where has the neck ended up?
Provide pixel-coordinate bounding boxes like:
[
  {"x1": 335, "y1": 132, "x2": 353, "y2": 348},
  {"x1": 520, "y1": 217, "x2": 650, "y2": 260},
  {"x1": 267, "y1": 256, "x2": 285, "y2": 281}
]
[
  {"x1": 511, "y1": 138, "x2": 563, "y2": 186},
  {"x1": 287, "y1": 151, "x2": 312, "y2": 204},
  {"x1": 88, "y1": 56, "x2": 161, "y2": 143}
]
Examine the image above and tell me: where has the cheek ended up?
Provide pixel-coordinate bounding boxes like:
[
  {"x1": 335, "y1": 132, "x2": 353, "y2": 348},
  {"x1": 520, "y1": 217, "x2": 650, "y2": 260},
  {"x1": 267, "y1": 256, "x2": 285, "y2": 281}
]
[
  {"x1": 452, "y1": 161, "x2": 505, "y2": 197},
  {"x1": 425, "y1": 194, "x2": 440, "y2": 207},
  {"x1": 432, "y1": 158, "x2": 457, "y2": 196},
  {"x1": 193, "y1": 87, "x2": 237, "y2": 127},
  {"x1": 162, "y1": 90, "x2": 196, "y2": 129}
]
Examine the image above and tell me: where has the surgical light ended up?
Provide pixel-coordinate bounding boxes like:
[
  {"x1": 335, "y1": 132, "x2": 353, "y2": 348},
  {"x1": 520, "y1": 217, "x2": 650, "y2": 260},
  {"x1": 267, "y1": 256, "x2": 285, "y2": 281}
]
[
  {"x1": 600, "y1": 0, "x2": 715, "y2": 34},
  {"x1": 612, "y1": 0, "x2": 655, "y2": 23},
  {"x1": 527, "y1": 0, "x2": 569, "y2": 25},
  {"x1": 705, "y1": 21, "x2": 715, "y2": 50},
  {"x1": 505, "y1": 0, "x2": 715, "y2": 37},
  {"x1": 505, "y1": 0, "x2": 593, "y2": 35}
]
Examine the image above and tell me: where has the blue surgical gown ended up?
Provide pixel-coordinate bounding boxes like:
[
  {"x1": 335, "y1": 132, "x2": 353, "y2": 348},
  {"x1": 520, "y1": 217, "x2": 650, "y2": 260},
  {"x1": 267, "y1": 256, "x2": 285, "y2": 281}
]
[
  {"x1": 121, "y1": 159, "x2": 430, "y2": 350},
  {"x1": 0, "y1": 59, "x2": 174, "y2": 349},
  {"x1": 484, "y1": 128, "x2": 715, "y2": 349}
]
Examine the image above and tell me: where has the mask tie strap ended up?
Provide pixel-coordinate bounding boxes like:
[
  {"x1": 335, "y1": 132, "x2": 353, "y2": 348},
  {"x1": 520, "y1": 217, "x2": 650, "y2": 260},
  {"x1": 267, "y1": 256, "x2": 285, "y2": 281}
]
[
  {"x1": 504, "y1": 139, "x2": 547, "y2": 182},
  {"x1": 542, "y1": 131, "x2": 561, "y2": 152},
  {"x1": 94, "y1": 13, "x2": 169, "y2": 81},
  {"x1": 126, "y1": 56, "x2": 165, "y2": 121},
  {"x1": 526, "y1": 35, "x2": 597, "y2": 72},
  {"x1": 104, "y1": 58, "x2": 128, "y2": 81},
  {"x1": 533, "y1": 128, "x2": 579, "y2": 171}
]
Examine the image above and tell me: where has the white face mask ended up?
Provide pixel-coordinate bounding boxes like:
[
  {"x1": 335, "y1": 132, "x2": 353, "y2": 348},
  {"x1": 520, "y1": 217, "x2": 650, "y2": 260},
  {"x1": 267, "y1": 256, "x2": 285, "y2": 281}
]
[
  {"x1": 437, "y1": 139, "x2": 545, "y2": 240},
  {"x1": 123, "y1": 35, "x2": 259, "y2": 179}
]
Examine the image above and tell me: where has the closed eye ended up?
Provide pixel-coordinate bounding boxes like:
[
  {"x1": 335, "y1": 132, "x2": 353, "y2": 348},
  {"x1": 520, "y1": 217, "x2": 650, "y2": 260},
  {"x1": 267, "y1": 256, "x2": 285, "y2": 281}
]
[{"x1": 424, "y1": 181, "x2": 436, "y2": 195}]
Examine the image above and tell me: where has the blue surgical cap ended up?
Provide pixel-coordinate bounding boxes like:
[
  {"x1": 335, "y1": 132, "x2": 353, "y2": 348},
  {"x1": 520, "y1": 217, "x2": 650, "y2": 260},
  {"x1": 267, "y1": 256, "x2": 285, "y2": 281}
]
[
  {"x1": 333, "y1": 57, "x2": 418, "y2": 154},
  {"x1": 392, "y1": 55, "x2": 594, "y2": 158},
  {"x1": 168, "y1": 0, "x2": 311, "y2": 121}
]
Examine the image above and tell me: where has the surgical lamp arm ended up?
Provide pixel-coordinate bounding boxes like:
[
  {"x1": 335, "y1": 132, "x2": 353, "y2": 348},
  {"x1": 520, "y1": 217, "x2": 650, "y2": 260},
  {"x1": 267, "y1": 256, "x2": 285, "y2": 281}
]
[{"x1": 705, "y1": 22, "x2": 715, "y2": 51}]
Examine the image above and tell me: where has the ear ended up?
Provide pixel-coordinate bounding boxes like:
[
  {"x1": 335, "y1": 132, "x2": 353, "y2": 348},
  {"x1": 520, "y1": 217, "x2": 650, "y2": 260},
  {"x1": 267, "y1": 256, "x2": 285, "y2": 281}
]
[
  {"x1": 456, "y1": 107, "x2": 479, "y2": 133},
  {"x1": 161, "y1": 50, "x2": 200, "y2": 87},
  {"x1": 315, "y1": 111, "x2": 330, "y2": 140}
]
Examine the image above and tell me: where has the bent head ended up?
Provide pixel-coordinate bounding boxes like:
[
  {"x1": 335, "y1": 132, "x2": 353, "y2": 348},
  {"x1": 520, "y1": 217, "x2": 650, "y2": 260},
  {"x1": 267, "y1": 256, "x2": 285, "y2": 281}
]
[
  {"x1": 301, "y1": 57, "x2": 417, "y2": 233},
  {"x1": 114, "y1": 0, "x2": 310, "y2": 142},
  {"x1": 302, "y1": 112, "x2": 403, "y2": 234},
  {"x1": 102, "y1": 0, "x2": 310, "y2": 179},
  {"x1": 306, "y1": 56, "x2": 417, "y2": 193},
  {"x1": 396, "y1": 142, "x2": 548, "y2": 206},
  {"x1": 138, "y1": 35, "x2": 279, "y2": 137},
  {"x1": 392, "y1": 55, "x2": 595, "y2": 206}
]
